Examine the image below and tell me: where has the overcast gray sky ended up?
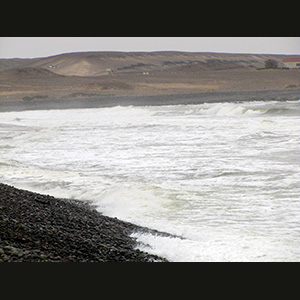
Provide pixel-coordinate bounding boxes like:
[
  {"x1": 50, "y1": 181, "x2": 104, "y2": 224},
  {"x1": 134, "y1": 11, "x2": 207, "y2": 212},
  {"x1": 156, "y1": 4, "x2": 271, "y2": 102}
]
[{"x1": 0, "y1": 37, "x2": 299, "y2": 58}]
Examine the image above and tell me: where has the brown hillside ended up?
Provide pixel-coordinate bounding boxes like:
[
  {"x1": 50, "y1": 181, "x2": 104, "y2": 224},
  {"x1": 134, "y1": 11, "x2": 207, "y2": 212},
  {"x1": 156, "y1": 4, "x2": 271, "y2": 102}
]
[
  {"x1": 7, "y1": 51, "x2": 291, "y2": 77},
  {"x1": 1, "y1": 51, "x2": 299, "y2": 101}
]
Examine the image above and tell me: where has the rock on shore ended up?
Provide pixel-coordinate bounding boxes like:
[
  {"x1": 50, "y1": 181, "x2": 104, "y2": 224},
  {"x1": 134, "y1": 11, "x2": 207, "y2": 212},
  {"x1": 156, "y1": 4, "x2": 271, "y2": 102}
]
[{"x1": 0, "y1": 183, "x2": 166, "y2": 262}]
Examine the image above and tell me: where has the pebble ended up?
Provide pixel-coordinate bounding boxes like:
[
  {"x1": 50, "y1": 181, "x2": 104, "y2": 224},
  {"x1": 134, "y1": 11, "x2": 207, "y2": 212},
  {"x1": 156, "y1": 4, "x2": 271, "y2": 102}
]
[{"x1": 0, "y1": 183, "x2": 167, "y2": 262}]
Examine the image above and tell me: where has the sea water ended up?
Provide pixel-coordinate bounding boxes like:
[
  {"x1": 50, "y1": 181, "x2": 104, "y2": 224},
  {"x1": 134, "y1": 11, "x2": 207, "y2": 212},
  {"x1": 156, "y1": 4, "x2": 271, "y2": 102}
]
[{"x1": 0, "y1": 100, "x2": 299, "y2": 261}]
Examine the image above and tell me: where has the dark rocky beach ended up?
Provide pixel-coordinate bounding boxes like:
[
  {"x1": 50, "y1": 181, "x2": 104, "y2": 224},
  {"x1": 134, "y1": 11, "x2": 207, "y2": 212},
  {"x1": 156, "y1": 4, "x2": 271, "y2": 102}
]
[
  {"x1": 0, "y1": 183, "x2": 167, "y2": 262},
  {"x1": 1, "y1": 51, "x2": 299, "y2": 262},
  {"x1": 1, "y1": 89, "x2": 299, "y2": 262}
]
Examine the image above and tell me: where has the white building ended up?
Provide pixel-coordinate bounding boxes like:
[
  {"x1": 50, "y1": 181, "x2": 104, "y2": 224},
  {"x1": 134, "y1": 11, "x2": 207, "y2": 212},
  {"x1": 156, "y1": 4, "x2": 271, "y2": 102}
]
[{"x1": 283, "y1": 58, "x2": 300, "y2": 69}]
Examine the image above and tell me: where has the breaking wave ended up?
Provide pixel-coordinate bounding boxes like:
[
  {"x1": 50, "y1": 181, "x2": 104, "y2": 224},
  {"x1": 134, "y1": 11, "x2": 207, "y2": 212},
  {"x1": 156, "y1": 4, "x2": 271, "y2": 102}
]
[
  {"x1": 0, "y1": 99, "x2": 299, "y2": 261},
  {"x1": 183, "y1": 101, "x2": 300, "y2": 117}
]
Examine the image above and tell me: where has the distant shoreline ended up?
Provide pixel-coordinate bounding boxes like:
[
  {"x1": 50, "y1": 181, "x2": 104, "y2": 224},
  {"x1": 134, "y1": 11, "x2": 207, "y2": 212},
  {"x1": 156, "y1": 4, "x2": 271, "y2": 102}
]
[
  {"x1": 2, "y1": 52, "x2": 299, "y2": 105},
  {"x1": 1, "y1": 89, "x2": 299, "y2": 112}
]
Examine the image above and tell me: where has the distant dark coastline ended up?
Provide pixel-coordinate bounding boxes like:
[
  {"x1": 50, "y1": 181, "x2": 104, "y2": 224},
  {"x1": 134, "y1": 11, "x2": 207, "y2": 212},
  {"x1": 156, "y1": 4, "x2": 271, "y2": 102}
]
[{"x1": 0, "y1": 89, "x2": 299, "y2": 112}]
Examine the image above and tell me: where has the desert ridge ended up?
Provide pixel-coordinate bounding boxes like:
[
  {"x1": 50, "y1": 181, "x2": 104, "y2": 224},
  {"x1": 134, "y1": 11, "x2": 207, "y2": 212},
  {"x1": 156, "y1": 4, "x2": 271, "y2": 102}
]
[{"x1": 0, "y1": 51, "x2": 299, "y2": 102}]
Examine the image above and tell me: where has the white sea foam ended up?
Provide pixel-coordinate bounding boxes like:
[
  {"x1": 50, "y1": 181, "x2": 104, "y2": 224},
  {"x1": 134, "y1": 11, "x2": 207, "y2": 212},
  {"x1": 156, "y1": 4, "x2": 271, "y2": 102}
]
[{"x1": 1, "y1": 100, "x2": 299, "y2": 261}]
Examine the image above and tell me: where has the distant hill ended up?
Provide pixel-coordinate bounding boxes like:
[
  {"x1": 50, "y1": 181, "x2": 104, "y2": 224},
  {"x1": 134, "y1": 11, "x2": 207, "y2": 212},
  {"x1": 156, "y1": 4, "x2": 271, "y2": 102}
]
[
  {"x1": 0, "y1": 51, "x2": 294, "y2": 77},
  {"x1": 0, "y1": 58, "x2": 40, "y2": 72},
  {"x1": 0, "y1": 67, "x2": 63, "y2": 79},
  {"x1": 1, "y1": 51, "x2": 299, "y2": 102}
]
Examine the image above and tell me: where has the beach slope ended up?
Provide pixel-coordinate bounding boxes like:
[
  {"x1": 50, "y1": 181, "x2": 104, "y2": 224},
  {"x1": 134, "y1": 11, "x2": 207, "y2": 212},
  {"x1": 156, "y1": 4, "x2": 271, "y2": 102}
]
[{"x1": 0, "y1": 183, "x2": 166, "y2": 262}]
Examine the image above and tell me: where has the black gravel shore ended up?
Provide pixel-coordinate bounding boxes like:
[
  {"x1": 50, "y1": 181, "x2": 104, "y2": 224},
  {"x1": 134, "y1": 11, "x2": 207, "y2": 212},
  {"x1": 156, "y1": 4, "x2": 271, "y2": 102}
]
[
  {"x1": 0, "y1": 183, "x2": 167, "y2": 262},
  {"x1": 1, "y1": 89, "x2": 299, "y2": 262}
]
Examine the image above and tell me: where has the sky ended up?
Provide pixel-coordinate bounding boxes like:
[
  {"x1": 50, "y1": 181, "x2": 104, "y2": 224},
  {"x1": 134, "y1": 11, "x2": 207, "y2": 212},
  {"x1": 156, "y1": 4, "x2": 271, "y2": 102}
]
[{"x1": 0, "y1": 37, "x2": 299, "y2": 59}]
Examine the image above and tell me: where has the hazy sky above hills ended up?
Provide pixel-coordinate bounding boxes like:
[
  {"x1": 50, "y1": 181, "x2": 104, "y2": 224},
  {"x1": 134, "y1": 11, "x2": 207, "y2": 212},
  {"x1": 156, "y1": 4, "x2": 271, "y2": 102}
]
[{"x1": 0, "y1": 37, "x2": 299, "y2": 58}]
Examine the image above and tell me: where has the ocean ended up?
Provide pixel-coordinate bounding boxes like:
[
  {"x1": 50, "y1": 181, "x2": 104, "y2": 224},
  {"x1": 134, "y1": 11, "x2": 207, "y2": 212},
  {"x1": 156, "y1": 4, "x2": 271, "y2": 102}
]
[{"x1": 0, "y1": 100, "x2": 299, "y2": 261}]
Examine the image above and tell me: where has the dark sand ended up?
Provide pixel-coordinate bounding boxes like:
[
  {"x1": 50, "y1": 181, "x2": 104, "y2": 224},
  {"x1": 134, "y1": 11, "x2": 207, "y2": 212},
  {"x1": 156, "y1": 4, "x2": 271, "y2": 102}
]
[
  {"x1": 1, "y1": 89, "x2": 300, "y2": 112},
  {"x1": 0, "y1": 183, "x2": 168, "y2": 262}
]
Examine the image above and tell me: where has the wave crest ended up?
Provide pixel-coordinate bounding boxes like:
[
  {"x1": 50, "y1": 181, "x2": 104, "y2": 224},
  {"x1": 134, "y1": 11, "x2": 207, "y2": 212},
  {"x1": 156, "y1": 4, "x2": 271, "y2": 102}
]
[{"x1": 185, "y1": 101, "x2": 300, "y2": 117}]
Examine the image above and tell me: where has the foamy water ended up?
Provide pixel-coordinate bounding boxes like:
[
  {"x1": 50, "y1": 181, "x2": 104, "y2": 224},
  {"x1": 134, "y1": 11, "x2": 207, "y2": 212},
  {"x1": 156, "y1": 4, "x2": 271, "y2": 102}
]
[{"x1": 1, "y1": 100, "x2": 299, "y2": 261}]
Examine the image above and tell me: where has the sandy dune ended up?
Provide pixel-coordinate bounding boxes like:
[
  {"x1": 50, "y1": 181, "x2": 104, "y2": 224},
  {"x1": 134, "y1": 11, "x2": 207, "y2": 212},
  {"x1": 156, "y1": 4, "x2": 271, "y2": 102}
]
[{"x1": 0, "y1": 51, "x2": 299, "y2": 102}]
